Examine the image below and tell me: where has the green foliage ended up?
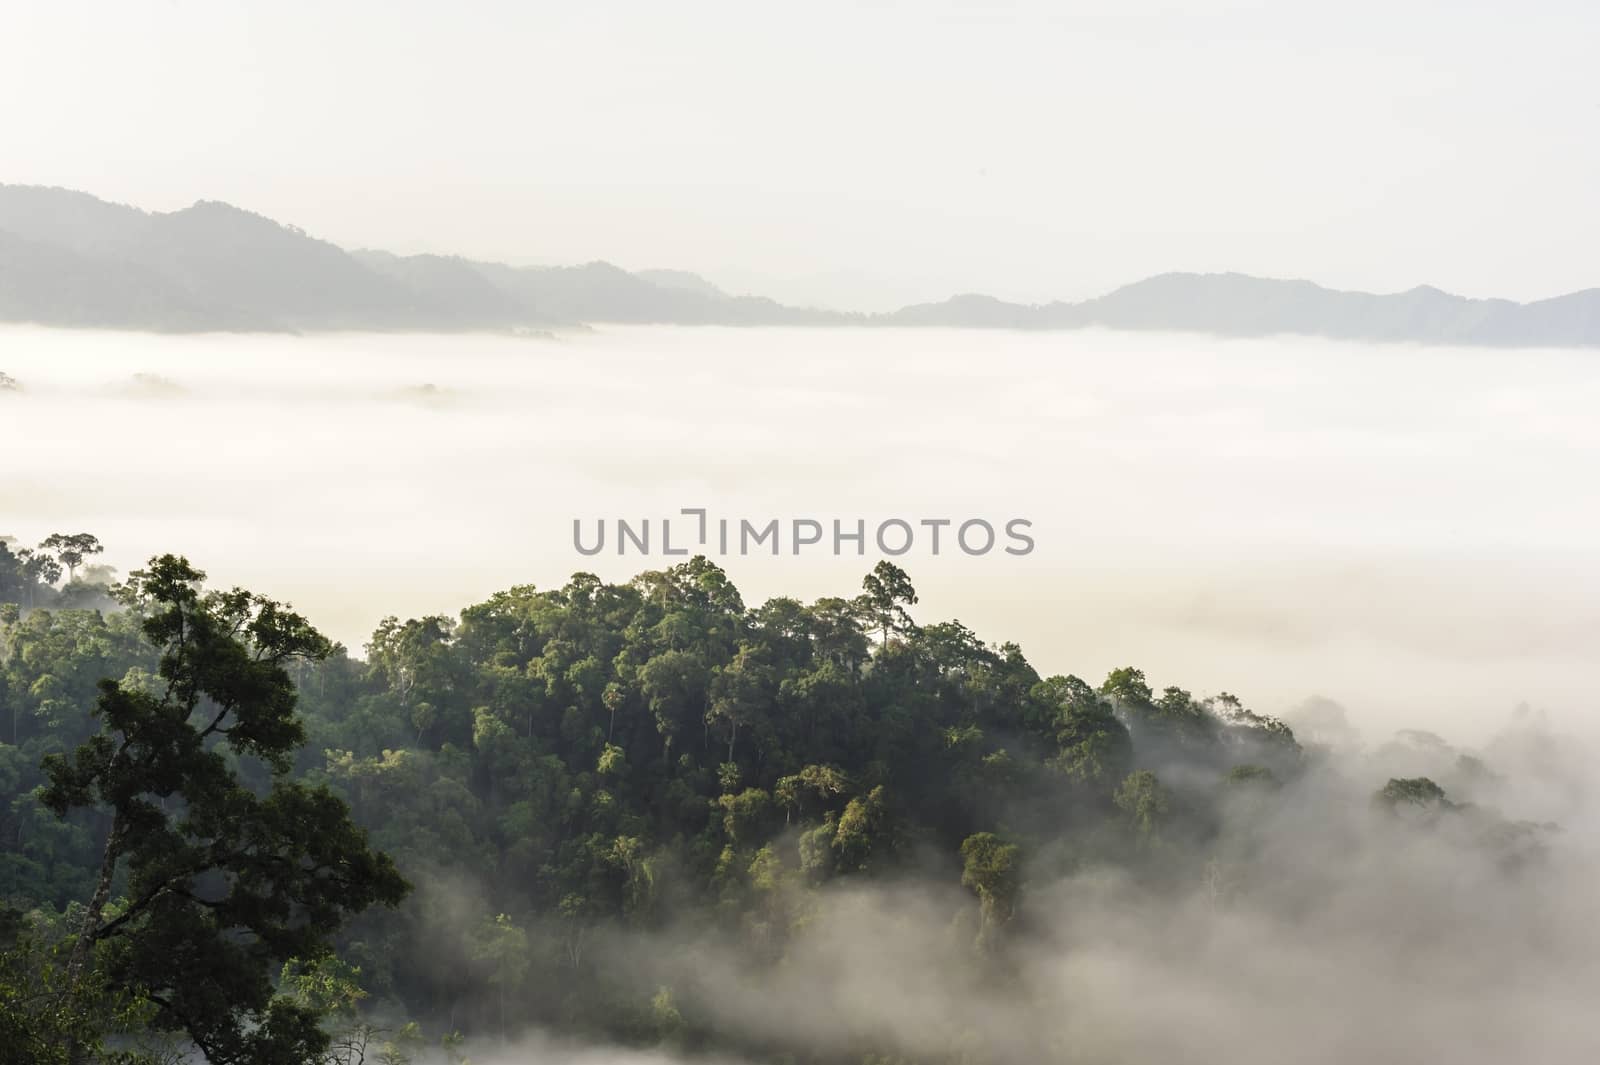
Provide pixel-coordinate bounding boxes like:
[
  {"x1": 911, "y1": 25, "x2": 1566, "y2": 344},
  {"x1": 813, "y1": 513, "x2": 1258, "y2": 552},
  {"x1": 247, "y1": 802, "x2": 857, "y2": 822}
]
[
  {"x1": 472, "y1": 913, "x2": 530, "y2": 1036},
  {"x1": 856, "y1": 561, "x2": 918, "y2": 646},
  {"x1": 28, "y1": 555, "x2": 408, "y2": 1064},
  {"x1": 1375, "y1": 776, "x2": 1452, "y2": 812},
  {"x1": 37, "y1": 535, "x2": 104, "y2": 585},
  {"x1": 3, "y1": 547, "x2": 1563, "y2": 1063},
  {"x1": 0, "y1": 906, "x2": 94, "y2": 1065},
  {"x1": 1224, "y1": 764, "x2": 1280, "y2": 789},
  {"x1": 832, "y1": 785, "x2": 892, "y2": 872},
  {"x1": 1114, "y1": 770, "x2": 1172, "y2": 840},
  {"x1": 959, "y1": 832, "x2": 1021, "y2": 942},
  {"x1": 33, "y1": 549, "x2": 1541, "y2": 1062},
  {"x1": 1038, "y1": 675, "x2": 1132, "y2": 792}
]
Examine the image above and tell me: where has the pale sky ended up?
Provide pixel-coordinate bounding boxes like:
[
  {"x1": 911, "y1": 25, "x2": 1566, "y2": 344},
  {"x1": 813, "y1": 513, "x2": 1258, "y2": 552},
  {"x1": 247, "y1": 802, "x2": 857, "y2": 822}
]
[{"x1": 3, "y1": 0, "x2": 1596, "y2": 310}]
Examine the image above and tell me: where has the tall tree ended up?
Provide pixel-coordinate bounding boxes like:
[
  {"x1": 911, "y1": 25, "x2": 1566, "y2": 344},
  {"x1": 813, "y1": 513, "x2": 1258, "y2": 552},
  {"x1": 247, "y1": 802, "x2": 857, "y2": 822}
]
[
  {"x1": 959, "y1": 831, "x2": 1021, "y2": 947},
  {"x1": 38, "y1": 535, "x2": 104, "y2": 585},
  {"x1": 857, "y1": 561, "x2": 918, "y2": 647},
  {"x1": 41, "y1": 555, "x2": 408, "y2": 1064}
]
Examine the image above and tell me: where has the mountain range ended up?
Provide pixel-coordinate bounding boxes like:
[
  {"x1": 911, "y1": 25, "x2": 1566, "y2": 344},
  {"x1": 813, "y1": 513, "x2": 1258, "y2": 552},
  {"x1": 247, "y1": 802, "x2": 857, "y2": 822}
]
[{"x1": 2, "y1": 183, "x2": 1598, "y2": 346}]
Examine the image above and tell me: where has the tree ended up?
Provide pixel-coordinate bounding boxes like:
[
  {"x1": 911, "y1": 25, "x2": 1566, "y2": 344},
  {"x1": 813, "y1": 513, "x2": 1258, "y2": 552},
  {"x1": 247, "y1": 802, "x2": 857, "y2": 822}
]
[
  {"x1": 1099, "y1": 666, "x2": 1152, "y2": 705},
  {"x1": 1224, "y1": 764, "x2": 1279, "y2": 789},
  {"x1": 0, "y1": 540, "x2": 27, "y2": 605},
  {"x1": 832, "y1": 785, "x2": 891, "y2": 871},
  {"x1": 471, "y1": 913, "x2": 529, "y2": 1038},
  {"x1": 707, "y1": 647, "x2": 771, "y2": 764},
  {"x1": 39, "y1": 535, "x2": 104, "y2": 585},
  {"x1": 774, "y1": 764, "x2": 850, "y2": 824},
  {"x1": 638, "y1": 649, "x2": 705, "y2": 764},
  {"x1": 650, "y1": 985, "x2": 685, "y2": 1046},
  {"x1": 856, "y1": 561, "x2": 918, "y2": 647},
  {"x1": 1037, "y1": 675, "x2": 1132, "y2": 792},
  {"x1": 0, "y1": 905, "x2": 107, "y2": 1064},
  {"x1": 718, "y1": 786, "x2": 773, "y2": 844},
  {"x1": 1114, "y1": 770, "x2": 1171, "y2": 841},
  {"x1": 1374, "y1": 776, "x2": 1452, "y2": 814},
  {"x1": 601, "y1": 681, "x2": 625, "y2": 742},
  {"x1": 959, "y1": 832, "x2": 1021, "y2": 945},
  {"x1": 41, "y1": 555, "x2": 409, "y2": 1064},
  {"x1": 2, "y1": 547, "x2": 63, "y2": 607}
]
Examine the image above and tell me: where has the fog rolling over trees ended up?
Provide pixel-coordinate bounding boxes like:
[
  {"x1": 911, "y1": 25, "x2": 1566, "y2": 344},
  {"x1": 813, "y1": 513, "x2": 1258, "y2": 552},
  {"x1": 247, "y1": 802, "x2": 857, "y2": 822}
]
[
  {"x1": 6, "y1": 183, "x2": 1600, "y2": 346},
  {"x1": 8, "y1": 2, "x2": 1600, "y2": 1060},
  {"x1": 2, "y1": 548, "x2": 1596, "y2": 1063}
]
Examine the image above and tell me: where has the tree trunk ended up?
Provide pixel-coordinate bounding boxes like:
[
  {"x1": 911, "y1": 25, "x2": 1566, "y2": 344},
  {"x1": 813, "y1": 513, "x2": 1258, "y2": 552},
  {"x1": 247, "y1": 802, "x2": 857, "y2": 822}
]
[
  {"x1": 68, "y1": 815, "x2": 123, "y2": 983},
  {"x1": 65, "y1": 815, "x2": 124, "y2": 1065}
]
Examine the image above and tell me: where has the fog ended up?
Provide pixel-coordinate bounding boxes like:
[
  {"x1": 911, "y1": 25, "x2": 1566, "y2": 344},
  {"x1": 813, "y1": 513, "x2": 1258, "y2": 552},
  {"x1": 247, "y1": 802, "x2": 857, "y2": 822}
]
[
  {"x1": 3, "y1": 323, "x2": 1599, "y2": 747},
  {"x1": 386, "y1": 705, "x2": 1600, "y2": 1065}
]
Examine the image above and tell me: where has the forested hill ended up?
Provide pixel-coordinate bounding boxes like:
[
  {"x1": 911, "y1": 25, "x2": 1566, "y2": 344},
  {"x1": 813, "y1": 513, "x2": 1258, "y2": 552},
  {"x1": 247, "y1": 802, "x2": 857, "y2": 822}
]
[
  {"x1": 5, "y1": 183, "x2": 1600, "y2": 345},
  {"x1": 0, "y1": 538, "x2": 1562, "y2": 1064}
]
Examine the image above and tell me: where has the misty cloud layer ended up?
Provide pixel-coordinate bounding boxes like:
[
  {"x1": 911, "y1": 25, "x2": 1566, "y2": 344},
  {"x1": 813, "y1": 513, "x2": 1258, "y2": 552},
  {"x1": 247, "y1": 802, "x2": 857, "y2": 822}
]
[{"x1": 4, "y1": 323, "x2": 1598, "y2": 747}]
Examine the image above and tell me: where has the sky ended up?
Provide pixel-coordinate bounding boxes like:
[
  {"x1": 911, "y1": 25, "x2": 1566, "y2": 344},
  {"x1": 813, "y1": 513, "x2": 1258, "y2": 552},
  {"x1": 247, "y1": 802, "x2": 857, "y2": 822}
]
[{"x1": 3, "y1": 0, "x2": 1598, "y2": 310}]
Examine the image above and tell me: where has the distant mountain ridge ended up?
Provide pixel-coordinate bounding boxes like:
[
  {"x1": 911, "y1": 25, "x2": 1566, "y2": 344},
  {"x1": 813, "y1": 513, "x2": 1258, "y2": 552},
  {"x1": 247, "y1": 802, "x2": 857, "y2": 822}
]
[
  {"x1": 3, "y1": 183, "x2": 1598, "y2": 346},
  {"x1": 884, "y1": 273, "x2": 1600, "y2": 346}
]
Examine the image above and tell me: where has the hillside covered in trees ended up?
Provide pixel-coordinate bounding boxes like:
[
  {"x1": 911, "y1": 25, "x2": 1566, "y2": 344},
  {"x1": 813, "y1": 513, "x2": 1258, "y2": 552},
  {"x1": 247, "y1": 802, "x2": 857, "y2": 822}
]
[{"x1": 0, "y1": 538, "x2": 1581, "y2": 1064}]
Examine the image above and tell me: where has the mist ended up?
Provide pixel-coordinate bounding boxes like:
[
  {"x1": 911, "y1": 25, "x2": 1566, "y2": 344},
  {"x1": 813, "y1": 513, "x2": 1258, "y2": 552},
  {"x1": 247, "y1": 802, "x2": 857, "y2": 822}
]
[
  {"x1": 370, "y1": 703, "x2": 1600, "y2": 1065},
  {"x1": 9, "y1": 0, "x2": 1600, "y2": 1059},
  {"x1": 7, "y1": 321, "x2": 1600, "y2": 1063},
  {"x1": 5, "y1": 323, "x2": 1598, "y2": 746}
]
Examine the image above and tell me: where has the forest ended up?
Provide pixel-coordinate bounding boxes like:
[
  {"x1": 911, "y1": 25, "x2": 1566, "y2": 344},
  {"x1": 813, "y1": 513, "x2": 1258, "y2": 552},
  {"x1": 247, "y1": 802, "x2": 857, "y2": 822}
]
[{"x1": 0, "y1": 534, "x2": 1573, "y2": 1064}]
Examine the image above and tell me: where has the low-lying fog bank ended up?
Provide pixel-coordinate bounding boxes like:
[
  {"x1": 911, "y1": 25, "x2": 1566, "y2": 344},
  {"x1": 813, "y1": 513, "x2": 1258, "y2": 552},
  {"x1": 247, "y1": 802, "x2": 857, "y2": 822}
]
[
  {"x1": 4, "y1": 323, "x2": 1597, "y2": 744},
  {"x1": 354, "y1": 707, "x2": 1600, "y2": 1064}
]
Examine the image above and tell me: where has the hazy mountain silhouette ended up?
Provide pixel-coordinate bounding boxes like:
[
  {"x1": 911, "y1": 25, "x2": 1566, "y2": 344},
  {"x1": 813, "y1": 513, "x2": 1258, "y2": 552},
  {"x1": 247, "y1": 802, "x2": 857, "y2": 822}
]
[
  {"x1": 634, "y1": 268, "x2": 729, "y2": 298},
  {"x1": 0, "y1": 228, "x2": 252, "y2": 330},
  {"x1": 2, "y1": 183, "x2": 1598, "y2": 346},
  {"x1": 886, "y1": 273, "x2": 1600, "y2": 346},
  {"x1": 467, "y1": 259, "x2": 841, "y2": 326}
]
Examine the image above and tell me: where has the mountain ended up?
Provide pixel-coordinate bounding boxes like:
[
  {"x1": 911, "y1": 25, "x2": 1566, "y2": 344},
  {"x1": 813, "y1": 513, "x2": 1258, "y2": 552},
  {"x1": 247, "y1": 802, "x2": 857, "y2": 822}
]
[
  {"x1": 0, "y1": 228, "x2": 252, "y2": 330},
  {"x1": 470, "y1": 260, "x2": 844, "y2": 326},
  {"x1": 0, "y1": 184, "x2": 154, "y2": 258},
  {"x1": 634, "y1": 268, "x2": 728, "y2": 298},
  {"x1": 1067, "y1": 272, "x2": 1530, "y2": 343},
  {"x1": 2, "y1": 183, "x2": 1597, "y2": 346},
  {"x1": 884, "y1": 292, "x2": 1059, "y2": 329},
  {"x1": 351, "y1": 249, "x2": 530, "y2": 326},
  {"x1": 0, "y1": 189, "x2": 428, "y2": 330},
  {"x1": 881, "y1": 272, "x2": 1600, "y2": 346}
]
